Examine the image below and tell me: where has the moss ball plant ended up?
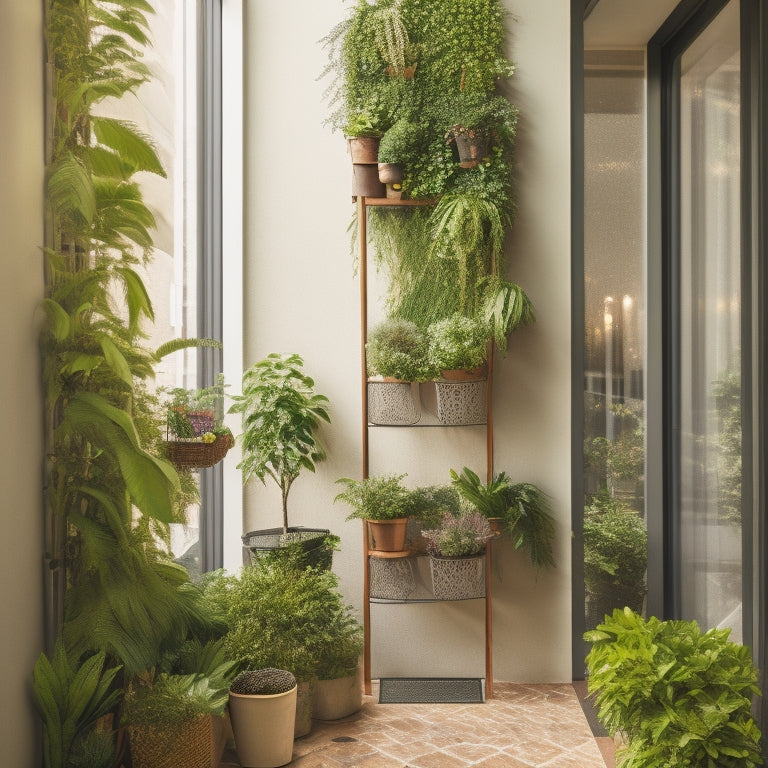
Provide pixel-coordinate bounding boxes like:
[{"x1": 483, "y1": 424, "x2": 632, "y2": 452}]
[{"x1": 230, "y1": 669, "x2": 296, "y2": 696}]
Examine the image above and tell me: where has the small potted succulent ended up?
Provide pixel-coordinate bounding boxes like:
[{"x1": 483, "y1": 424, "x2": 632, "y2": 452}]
[
  {"x1": 421, "y1": 511, "x2": 494, "y2": 600},
  {"x1": 334, "y1": 473, "x2": 415, "y2": 553},
  {"x1": 228, "y1": 669, "x2": 297, "y2": 768},
  {"x1": 230, "y1": 353, "x2": 336, "y2": 568},
  {"x1": 366, "y1": 318, "x2": 431, "y2": 425}
]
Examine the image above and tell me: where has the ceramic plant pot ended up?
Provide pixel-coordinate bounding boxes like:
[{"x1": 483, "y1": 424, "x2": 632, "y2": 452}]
[
  {"x1": 312, "y1": 665, "x2": 363, "y2": 720},
  {"x1": 366, "y1": 517, "x2": 408, "y2": 552},
  {"x1": 352, "y1": 163, "x2": 386, "y2": 197},
  {"x1": 229, "y1": 687, "x2": 296, "y2": 767}
]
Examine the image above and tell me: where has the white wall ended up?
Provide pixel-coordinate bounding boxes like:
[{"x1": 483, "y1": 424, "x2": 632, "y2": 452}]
[
  {"x1": 241, "y1": 0, "x2": 572, "y2": 682},
  {"x1": 0, "y1": 2, "x2": 45, "y2": 764}
]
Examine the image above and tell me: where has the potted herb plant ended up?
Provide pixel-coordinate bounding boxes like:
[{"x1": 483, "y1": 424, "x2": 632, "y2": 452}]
[
  {"x1": 334, "y1": 473, "x2": 414, "y2": 553},
  {"x1": 366, "y1": 317, "x2": 430, "y2": 425},
  {"x1": 229, "y1": 353, "x2": 335, "y2": 567},
  {"x1": 426, "y1": 314, "x2": 489, "y2": 424},
  {"x1": 421, "y1": 511, "x2": 494, "y2": 600},
  {"x1": 451, "y1": 467, "x2": 556, "y2": 572},
  {"x1": 583, "y1": 494, "x2": 647, "y2": 629},
  {"x1": 377, "y1": 119, "x2": 424, "y2": 196},
  {"x1": 228, "y1": 669, "x2": 297, "y2": 768},
  {"x1": 311, "y1": 600, "x2": 364, "y2": 721}
]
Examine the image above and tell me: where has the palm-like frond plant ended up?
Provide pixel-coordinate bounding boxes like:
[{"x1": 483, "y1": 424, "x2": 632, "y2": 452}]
[{"x1": 450, "y1": 467, "x2": 556, "y2": 571}]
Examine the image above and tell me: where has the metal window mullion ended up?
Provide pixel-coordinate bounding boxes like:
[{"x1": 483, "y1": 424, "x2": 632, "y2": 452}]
[{"x1": 198, "y1": 0, "x2": 223, "y2": 573}]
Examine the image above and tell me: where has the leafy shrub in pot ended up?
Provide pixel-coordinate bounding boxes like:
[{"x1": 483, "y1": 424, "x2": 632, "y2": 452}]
[
  {"x1": 585, "y1": 608, "x2": 762, "y2": 768},
  {"x1": 229, "y1": 353, "x2": 330, "y2": 533},
  {"x1": 366, "y1": 318, "x2": 432, "y2": 382},
  {"x1": 427, "y1": 313, "x2": 489, "y2": 376}
]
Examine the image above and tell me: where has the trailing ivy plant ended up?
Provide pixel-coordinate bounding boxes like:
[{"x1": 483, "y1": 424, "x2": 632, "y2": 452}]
[
  {"x1": 584, "y1": 609, "x2": 762, "y2": 768},
  {"x1": 324, "y1": 0, "x2": 532, "y2": 352}
]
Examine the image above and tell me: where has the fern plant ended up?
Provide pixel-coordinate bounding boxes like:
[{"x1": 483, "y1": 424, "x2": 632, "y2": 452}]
[{"x1": 450, "y1": 467, "x2": 556, "y2": 571}]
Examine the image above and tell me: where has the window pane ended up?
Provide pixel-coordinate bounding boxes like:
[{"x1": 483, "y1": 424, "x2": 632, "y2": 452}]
[
  {"x1": 105, "y1": 0, "x2": 204, "y2": 576},
  {"x1": 678, "y1": 0, "x2": 741, "y2": 640},
  {"x1": 583, "y1": 51, "x2": 648, "y2": 630}
]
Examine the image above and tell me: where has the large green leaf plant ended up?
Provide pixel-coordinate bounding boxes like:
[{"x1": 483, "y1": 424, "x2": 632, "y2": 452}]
[{"x1": 39, "y1": 4, "x2": 222, "y2": 764}]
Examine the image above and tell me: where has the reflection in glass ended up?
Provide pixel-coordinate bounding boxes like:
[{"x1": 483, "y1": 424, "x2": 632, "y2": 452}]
[
  {"x1": 678, "y1": 0, "x2": 742, "y2": 641},
  {"x1": 583, "y1": 50, "x2": 647, "y2": 630}
]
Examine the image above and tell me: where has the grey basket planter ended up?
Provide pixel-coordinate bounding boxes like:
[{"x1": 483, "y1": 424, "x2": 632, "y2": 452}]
[
  {"x1": 368, "y1": 555, "x2": 416, "y2": 601},
  {"x1": 434, "y1": 379, "x2": 487, "y2": 425},
  {"x1": 367, "y1": 379, "x2": 421, "y2": 425},
  {"x1": 429, "y1": 554, "x2": 486, "y2": 600}
]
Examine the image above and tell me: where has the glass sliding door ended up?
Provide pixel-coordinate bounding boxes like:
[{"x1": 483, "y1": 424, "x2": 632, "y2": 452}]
[
  {"x1": 583, "y1": 50, "x2": 648, "y2": 632},
  {"x1": 676, "y1": 0, "x2": 743, "y2": 640}
]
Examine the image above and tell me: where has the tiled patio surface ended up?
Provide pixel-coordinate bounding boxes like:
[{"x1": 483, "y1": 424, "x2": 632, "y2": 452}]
[{"x1": 222, "y1": 682, "x2": 614, "y2": 767}]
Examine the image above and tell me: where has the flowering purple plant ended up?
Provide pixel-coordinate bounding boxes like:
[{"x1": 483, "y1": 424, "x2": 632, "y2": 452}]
[{"x1": 421, "y1": 511, "x2": 493, "y2": 557}]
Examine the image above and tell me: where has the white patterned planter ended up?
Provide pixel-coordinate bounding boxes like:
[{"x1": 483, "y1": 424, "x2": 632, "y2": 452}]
[
  {"x1": 429, "y1": 554, "x2": 485, "y2": 600},
  {"x1": 434, "y1": 379, "x2": 487, "y2": 425},
  {"x1": 367, "y1": 379, "x2": 421, "y2": 425},
  {"x1": 368, "y1": 555, "x2": 416, "y2": 601}
]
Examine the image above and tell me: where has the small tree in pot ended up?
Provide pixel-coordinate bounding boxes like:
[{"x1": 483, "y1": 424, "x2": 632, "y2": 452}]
[{"x1": 230, "y1": 353, "x2": 330, "y2": 533}]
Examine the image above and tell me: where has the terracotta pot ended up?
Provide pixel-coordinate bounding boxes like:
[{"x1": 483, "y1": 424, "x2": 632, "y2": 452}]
[
  {"x1": 377, "y1": 162, "x2": 403, "y2": 185},
  {"x1": 229, "y1": 687, "x2": 296, "y2": 767},
  {"x1": 366, "y1": 517, "x2": 408, "y2": 552},
  {"x1": 347, "y1": 136, "x2": 380, "y2": 164},
  {"x1": 352, "y1": 164, "x2": 386, "y2": 198},
  {"x1": 452, "y1": 132, "x2": 490, "y2": 169},
  {"x1": 439, "y1": 364, "x2": 488, "y2": 382},
  {"x1": 312, "y1": 666, "x2": 363, "y2": 720}
]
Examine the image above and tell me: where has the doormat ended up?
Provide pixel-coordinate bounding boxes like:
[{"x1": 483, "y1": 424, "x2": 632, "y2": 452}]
[{"x1": 378, "y1": 677, "x2": 484, "y2": 704}]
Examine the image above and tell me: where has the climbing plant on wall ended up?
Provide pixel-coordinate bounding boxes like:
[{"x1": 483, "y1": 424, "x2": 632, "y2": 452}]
[{"x1": 323, "y1": 0, "x2": 532, "y2": 336}]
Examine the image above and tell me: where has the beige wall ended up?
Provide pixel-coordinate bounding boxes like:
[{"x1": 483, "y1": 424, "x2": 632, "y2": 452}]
[
  {"x1": 0, "y1": 2, "x2": 45, "y2": 764},
  {"x1": 242, "y1": 1, "x2": 572, "y2": 682}
]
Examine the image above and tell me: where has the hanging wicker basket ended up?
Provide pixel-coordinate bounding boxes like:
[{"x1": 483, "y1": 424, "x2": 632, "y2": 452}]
[{"x1": 166, "y1": 433, "x2": 234, "y2": 469}]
